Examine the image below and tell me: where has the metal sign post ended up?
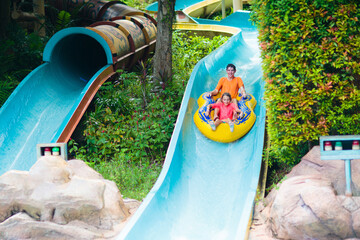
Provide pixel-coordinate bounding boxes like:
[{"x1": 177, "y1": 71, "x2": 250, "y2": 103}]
[{"x1": 320, "y1": 135, "x2": 360, "y2": 197}]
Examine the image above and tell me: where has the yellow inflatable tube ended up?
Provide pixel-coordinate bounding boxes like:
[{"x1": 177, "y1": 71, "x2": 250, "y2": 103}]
[{"x1": 193, "y1": 92, "x2": 257, "y2": 143}]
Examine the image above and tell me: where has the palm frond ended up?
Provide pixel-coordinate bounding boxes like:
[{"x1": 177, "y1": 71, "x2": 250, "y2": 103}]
[{"x1": 55, "y1": 10, "x2": 71, "y2": 32}]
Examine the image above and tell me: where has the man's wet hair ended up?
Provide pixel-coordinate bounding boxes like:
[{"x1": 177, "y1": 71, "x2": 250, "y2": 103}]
[{"x1": 226, "y1": 63, "x2": 236, "y2": 71}]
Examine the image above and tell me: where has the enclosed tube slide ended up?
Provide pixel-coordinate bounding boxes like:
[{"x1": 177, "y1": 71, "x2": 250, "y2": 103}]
[{"x1": 0, "y1": 1, "x2": 156, "y2": 175}]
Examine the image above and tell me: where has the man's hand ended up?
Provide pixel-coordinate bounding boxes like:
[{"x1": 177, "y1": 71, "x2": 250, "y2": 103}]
[{"x1": 208, "y1": 89, "x2": 219, "y2": 97}]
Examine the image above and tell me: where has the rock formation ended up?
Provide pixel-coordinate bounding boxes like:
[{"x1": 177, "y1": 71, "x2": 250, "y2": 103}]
[
  {"x1": 250, "y1": 146, "x2": 360, "y2": 240},
  {"x1": 0, "y1": 156, "x2": 140, "y2": 240}
]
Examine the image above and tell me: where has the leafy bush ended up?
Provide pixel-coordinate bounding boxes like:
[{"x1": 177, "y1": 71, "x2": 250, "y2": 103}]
[
  {"x1": 251, "y1": 0, "x2": 360, "y2": 165},
  {"x1": 0, "y1": 24, "x2": 45, "y2": 107},
  {"x1": 172, "y1": 31, "x2": 229, "y2": 84}
]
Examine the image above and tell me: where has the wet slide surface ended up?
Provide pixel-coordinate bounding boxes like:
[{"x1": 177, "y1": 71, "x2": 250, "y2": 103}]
[
  {"x1": 146, "y1": 0, "x2": 204, "y2": 12},
  {"x1": 118, "y1": 11, "x2": 265, "y2": 240},
  {"x1": 0, "y1": 63, "x2": 84, "y2": 173}
]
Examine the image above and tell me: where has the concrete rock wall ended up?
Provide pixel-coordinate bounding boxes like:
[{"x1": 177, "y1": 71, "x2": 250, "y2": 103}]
[
  {"x1": 250, "y1": 146, "x2": 360, "y2": 240},
  {"x1": 0, "y1": 156, "x2": 136, "y2": 240}
]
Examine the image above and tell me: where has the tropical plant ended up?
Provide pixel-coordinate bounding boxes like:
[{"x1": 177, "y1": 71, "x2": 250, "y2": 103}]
[
  {"x1": 55, "y1": 10, "x2": 72, "y2": 32},
  {"x1": 251, "y1": 0, "x2": 360, "y2": 166},
  {"x1": 0, "y1": 24, "x2": 45, "y2": 108}
]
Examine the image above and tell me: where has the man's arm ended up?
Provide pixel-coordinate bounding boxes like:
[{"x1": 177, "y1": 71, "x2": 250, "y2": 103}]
[
  {"x1": 209, "y1": 89, "x2": 219, "y2": 96},
  {"x1": 240, "y1": 86, "x2": 246, "y2": 98},
  {"x1": 238, "y1": 77, "x2": 246, "y2": 98}
]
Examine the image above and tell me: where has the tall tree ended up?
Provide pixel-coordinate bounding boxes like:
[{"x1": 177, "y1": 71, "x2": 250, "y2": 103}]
[
  {"x1": 34, "y1": 0, "x2": 45, "y2": 36},
  {"x1": 153, "y1": 0, "x2": 176, "y2": 90}
]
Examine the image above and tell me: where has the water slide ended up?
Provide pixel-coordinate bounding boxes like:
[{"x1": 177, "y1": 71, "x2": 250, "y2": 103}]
[
  {"x1": 117, "y1": 4, "x2": 266, "y2": 240},
  {"x1": 0, "y1": 0, "x2": 265, "y2": 238},
  {"x1": 0, "y1": 2, "x2": 157, "y2": 175}
]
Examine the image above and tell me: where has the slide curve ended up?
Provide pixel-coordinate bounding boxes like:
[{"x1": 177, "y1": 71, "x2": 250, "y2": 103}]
[{"x1": 117, "y1": 9, "x2": 265, "y2": 240}]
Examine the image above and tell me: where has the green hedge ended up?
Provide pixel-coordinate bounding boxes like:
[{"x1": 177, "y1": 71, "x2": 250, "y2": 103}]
[{"x1": 251, "y1": 0, "x2": 360, "y2": 164}]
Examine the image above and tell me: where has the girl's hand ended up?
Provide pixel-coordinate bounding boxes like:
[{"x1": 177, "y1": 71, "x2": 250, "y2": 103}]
[{"x1": 205, "y1": 109, "x2": 210, "y2": 116}]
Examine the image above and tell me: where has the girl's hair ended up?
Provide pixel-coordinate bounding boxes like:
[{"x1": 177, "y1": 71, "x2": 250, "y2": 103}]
[{"x1": 221, "y1": 92, "x2": 232, "y2": 101}]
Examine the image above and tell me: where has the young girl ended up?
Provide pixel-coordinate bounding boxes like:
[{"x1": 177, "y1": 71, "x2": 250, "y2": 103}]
[{"x1": 205, "y1": 92, "x2": 243, "y2": 132}]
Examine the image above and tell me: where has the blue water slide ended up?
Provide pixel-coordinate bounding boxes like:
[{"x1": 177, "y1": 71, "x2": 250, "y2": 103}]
[
  {"x1": 146, "y1": 0, "x2": 205, "y2": 12},
  {"x1": 0, "y1": 28, "x2": 114, "y2": 175},
  {"x1": 117, "y1": 11, "x2": 265, "y2": 240}
]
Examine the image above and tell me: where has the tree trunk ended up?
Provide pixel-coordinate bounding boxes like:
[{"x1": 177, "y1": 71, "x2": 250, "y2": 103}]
[
  {"x1": 153, "y1": 0, "x2": 175, "y2": 90},
  {"x1": 0, "y1": 0, "x2": 11, "y2": 39},
  {"x1": 34, "y1": 0, "x2": 46, "y2": 36},
  {"x1": 233, "y1": 0, "x2": 243, "y2": 11}
]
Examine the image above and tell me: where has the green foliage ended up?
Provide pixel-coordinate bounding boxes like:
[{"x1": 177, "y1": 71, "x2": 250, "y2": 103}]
[
  {"x1": 119, "y1": 0, "x2": 157, "y2": 11},
  {"x1": 45, "y1": 1, "x2": 94, "y2": 35},
  {"x1": 172, "y1": 31, "x2": 229, "y2": 81},
  {"x1": 55, "y1": 10, "x2": 72, "y2": 32},
  {"x1": 0, "y1": 24, "x2": 44, "y2": 75},
  {"x1": 251, "y1": 0, "x2": 360, "y2": 165},
  {"x1": 0, "y1": 75, "x2": 20, "y2": 107},
  {"x1": 266, "y1": 172, "x2": 288, "y2": 193},
  {"x1": 70, "y1": 81, "x2": 179, "y2": 199},
  {"x1": 69, "y1": 139, "x2": 161, "y2": 200},
  {"x1": 80, "y1": 91, "x2": 177, "y2": 162},
  {"x1": 69, "y1": 31, "x2": 229, "y2": 200},
  {"x1": 92, "y1": 156, "x2": 162, "y2": 200},
  {"x1": 0, "y1": 24, "x2": 45, "y2": 108}
]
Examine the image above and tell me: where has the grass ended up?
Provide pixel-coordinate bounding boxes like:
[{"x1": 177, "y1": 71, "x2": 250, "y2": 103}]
[{"x1": 89, "y1": 155, "x2": 162, "y2": 200}]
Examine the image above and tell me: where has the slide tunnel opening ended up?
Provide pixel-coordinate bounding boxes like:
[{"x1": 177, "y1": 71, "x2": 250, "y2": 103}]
[{"x1": 50, "y1": 34, "x2": 108, "y2": 81}]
